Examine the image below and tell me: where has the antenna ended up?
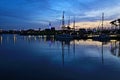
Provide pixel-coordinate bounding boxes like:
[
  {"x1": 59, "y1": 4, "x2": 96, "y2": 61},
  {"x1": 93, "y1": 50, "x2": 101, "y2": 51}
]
[
  {"x1": 62, "y1": 11, "x2": 65, "y2": 30},
  {"x1": 68, "y1": 16, "x2": 70, "y2": 27},
  {"x1": 102, "y1": 13, "x2": 104, "y2": 30},
  {"x1": 73, "y1": 16, "x2": 75, "y2": 31}
]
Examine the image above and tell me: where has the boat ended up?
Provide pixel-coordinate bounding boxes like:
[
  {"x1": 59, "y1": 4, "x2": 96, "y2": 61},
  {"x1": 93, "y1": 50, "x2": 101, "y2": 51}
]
[
  {"x1": 55, "y1": 11, "x2": 73, "y2": 41},
  {"x1": 93, "y1": 34, "x2": 110, "y2": 42},
  {"x1": 93, "y1": 13, "x2": 110, "y2": 42},
  {"x1": 55, "y1": 34, "x2": 73, "y2": 41}
]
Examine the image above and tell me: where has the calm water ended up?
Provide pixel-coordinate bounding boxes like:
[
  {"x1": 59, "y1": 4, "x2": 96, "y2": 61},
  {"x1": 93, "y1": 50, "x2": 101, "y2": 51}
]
[{"x1": 0, "y1": 34, "x2": 120, "y2": 80}]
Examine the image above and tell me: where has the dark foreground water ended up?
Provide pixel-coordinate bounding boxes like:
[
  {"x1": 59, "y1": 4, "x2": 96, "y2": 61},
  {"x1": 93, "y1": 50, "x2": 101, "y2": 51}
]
[{"x1": 0, "y1": 34, "x2": 120, "y2": 80}]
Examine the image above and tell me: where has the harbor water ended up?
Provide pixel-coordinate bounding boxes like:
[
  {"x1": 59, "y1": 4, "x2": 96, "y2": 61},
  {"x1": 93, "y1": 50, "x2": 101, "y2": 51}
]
[{"x1": 0, "y1": 34, "x2": 120, "y2": 80}]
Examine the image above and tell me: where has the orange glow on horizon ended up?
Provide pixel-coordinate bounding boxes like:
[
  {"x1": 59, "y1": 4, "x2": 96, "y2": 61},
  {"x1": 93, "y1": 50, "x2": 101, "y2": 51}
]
[{"x1": 69, "y1": 20, "x2": 111, "y2": 29}]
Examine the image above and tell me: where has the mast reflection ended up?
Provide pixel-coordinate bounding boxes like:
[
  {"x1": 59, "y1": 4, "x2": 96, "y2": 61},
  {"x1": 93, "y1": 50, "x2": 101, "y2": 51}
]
[
  {"x1": 73, "y1": 40, "x2": 76, "y2": 56},
  {"x1": 61, "y1": 41, "x2": 65, "y2": 66},
  {"x1": 61, "y1": 40, "x2": 71, "y2": 66},
  {"x1": 101, "y1": 42, "x2": 104, "y2": 64},
  {"x1": 101, "y1": 42, "x2": 109, "y2": 64},
  {"x1": 110, "y1": 40, "x2": 120, "y2": 57}
]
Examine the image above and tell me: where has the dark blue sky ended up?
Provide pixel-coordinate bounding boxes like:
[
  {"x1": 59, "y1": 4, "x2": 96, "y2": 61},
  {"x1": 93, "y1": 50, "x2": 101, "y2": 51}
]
[{"x1": 0, "y1": 0, "x2": 120, "y2": 30}]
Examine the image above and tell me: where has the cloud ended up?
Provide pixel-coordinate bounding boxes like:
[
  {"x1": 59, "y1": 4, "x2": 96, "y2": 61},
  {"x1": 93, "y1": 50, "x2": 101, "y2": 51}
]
[{"x1": 0, "y1": 0, "x2": 120, "y2": 29}]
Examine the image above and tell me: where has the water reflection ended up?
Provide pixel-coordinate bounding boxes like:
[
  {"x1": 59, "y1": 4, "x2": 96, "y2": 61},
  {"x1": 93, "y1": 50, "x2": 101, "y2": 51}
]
[
  {"x1": 13, "y1": 34, "x2": 17, "y2": 44},
  {"x1": 61, "y1": 41, "x2": 65, "y2": 66},
  {"x1": 110, "y1": 40, "x2": 120, "y2": 57},
  {"x1": 60, "y1": 40, "x2": 71, "y2": 66},
  {"x1": 101, "y1": 42, "x2": 104, "y2": 64},
  {"x1": 1, "y1": 35, "x2": 120, "y2": 80},
  {"x1": 73, "y1": 40, "x2": 76, "y2": 56},
  {"x1": 1, "y1": 35, "x2": 120, "y2": 65},
  {"x1": 0, "y1": 35, "x2": 2, "y2": 45}
]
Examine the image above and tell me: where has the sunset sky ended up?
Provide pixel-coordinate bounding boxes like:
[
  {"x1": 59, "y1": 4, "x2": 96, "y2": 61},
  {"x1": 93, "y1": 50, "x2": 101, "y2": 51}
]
[{"x1": 0, "y1": 0, "x2": 120, "y2": 30}]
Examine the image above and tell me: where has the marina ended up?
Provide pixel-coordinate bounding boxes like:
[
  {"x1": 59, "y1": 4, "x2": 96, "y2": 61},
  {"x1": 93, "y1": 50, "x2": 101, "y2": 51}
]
[{"x1": 1, "y1": 0, "x2": 120, "y2": 80}]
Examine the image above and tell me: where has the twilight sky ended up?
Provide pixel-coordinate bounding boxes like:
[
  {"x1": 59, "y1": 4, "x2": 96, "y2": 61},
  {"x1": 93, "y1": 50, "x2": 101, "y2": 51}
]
[{"x1": 0, "y1": 0, "x2": 120, "y2": 30}]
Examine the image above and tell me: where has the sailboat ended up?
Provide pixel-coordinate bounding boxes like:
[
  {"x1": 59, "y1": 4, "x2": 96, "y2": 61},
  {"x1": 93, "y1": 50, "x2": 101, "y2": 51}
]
[
  {"x1": 93, "y1": 13, "x2": 110, "y2": 41},
  {"x1": 55, "y1": 11, "x2": 73, "y2": 41},
  {"x1": 71, "y1": 16, "x2": 78, "y2": 38}
]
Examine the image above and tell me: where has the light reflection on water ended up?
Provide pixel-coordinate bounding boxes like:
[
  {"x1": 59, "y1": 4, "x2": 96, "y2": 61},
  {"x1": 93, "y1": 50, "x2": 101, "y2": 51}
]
[
  {"x1": 0, "y1": 35, "x2": 2, "y2": 44},
  {"x1": 0, "y1": 34, "x2": 120, "y2": 80}
]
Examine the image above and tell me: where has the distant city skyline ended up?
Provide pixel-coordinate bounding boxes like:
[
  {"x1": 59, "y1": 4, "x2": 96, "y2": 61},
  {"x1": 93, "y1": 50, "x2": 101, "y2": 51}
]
[{"x1": 0, "y1": 0, "x2": 120, "y2": 30}]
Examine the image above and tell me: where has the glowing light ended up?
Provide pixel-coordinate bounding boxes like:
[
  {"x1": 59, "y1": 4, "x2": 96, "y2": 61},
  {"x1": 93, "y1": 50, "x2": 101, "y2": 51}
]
[
  {"x1": 28, "y1": 35, "x2": 31, "y2": 38},
  {"x1": 110, "y1": 40, "x2": 117, "y2": 42},
  {"x1": 110, "y1": 35, "x2": 117, "y2": 37}
]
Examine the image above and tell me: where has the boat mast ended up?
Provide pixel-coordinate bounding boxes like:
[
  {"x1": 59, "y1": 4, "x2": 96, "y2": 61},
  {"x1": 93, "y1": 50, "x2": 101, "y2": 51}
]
[
  {"x1": 101, "y1": 13, "x2": 104, "y2": 31},
  {"x1": 62, "y1": 11, "x2": 65, "y2": 30},
  {"x1": 68, "y1": 16, "x2": 70, "y2": 27},
  {"x1": 101, "y1": 13, "x2": 105, "y2": 64},
  {"x1": 73, "y1": 16, "x2": 75, "y2": 32}
]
